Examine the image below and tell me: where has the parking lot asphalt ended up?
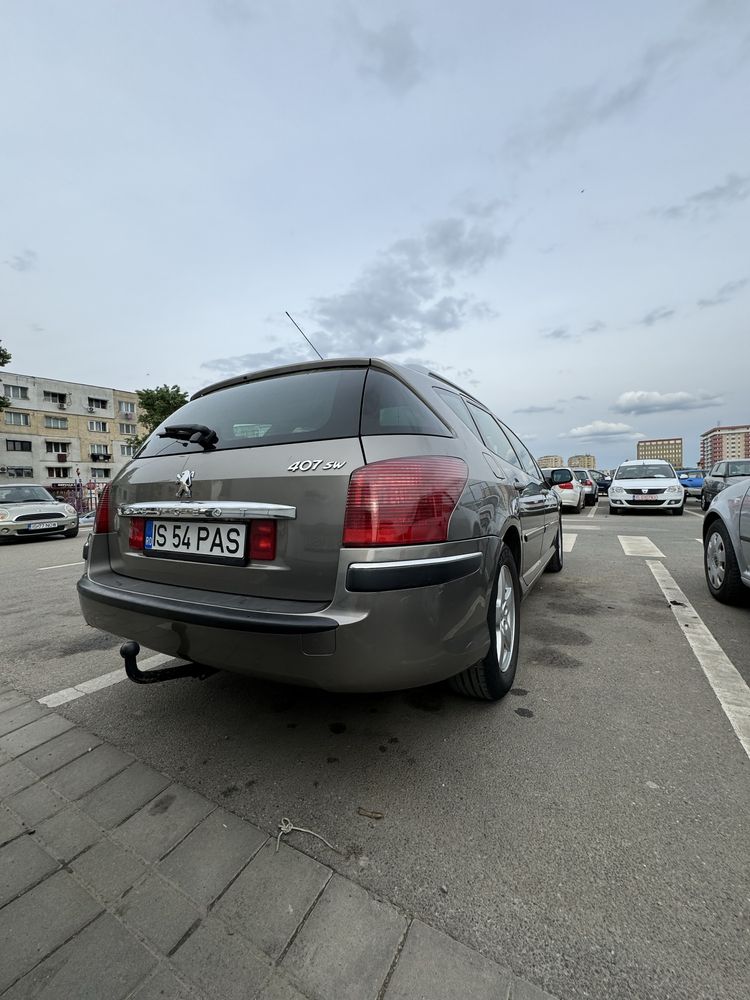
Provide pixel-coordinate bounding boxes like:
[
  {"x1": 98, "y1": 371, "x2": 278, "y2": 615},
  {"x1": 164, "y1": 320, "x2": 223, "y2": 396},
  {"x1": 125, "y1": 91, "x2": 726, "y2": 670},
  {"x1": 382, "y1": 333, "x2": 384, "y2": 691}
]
[{"x1": 1, "y1": 499, "x2": 749, "y2": 1000}]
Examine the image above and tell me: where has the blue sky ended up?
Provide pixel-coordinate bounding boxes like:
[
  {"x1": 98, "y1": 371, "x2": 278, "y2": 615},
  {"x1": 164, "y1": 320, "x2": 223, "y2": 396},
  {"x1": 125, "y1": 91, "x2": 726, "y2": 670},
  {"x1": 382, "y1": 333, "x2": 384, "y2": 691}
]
[{"x1": 2, "y1": 0, "x2": 749, "y2": 466}]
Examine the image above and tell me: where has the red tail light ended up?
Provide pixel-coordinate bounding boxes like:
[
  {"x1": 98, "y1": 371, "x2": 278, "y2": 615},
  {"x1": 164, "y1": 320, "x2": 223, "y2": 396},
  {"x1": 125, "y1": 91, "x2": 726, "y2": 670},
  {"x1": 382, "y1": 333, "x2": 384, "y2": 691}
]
[
  {"x1": 128, "y1": 517, "x2": 145, "y2": 549},
  {"x1": 249, "y1": 520, "x2": 276, "y2": 560},
  {"x1": 583, "y1": 479, "x2": 592, "y2": 486},
  {"x1": 342, "y1": 456, "x2": 468, "y2": 547},
  {"x1": 93, "y1": 485, "x2": 113, "y2": 533},
  {"x1": 558, "y1": 482, "x2": 573, "y2": 490}
]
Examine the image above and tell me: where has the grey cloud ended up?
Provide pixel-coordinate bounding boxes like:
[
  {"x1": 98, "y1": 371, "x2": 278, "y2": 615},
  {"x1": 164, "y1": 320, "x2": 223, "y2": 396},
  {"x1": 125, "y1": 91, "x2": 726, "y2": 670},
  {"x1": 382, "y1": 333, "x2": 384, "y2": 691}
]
[
  {"x1": 639, "y1": 306, "x2": 674, "y2": 327},
  {"x1": 542, "y1": 326, "x2": 570, "y2": 340},
  {"x1": 697, "y1": 277, "x2": 749, "y2": 308},
  {"x1": 353, "y1": 17, "x2": 424, "y2": 95},
  {"x1": 5, "y1": 249, "x2": 37, "y2": 272},
  {"x1": 310, "y1": 214, "x2": 508, "y2": 356},
  {"x1": 509, "y1": 40, "x2": 687, "y2": 157},
  {"x1": 584, "y1": 320, "x2": 606, "y2": 334},
  {"x1": 658, "y1": 173, "x2": 750, "y2": 220},
  {"x1": 202, "y1": 344, "x2": 312, "y2": 377},
  {"x1": 204, "y1": 213, "x2": 508, "y2": 373},
  {"x1": 513, "y1": 404, "x2": 562, "y2": 414},
  {"x1": 612, "y1": 389, "x2": 723, "y2": 415}
]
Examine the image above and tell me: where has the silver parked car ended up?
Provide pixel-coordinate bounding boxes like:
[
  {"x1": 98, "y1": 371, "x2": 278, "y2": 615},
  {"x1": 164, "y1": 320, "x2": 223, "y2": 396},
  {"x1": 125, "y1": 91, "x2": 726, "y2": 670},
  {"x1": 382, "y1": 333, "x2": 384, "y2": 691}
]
[
  {"x1": 703, "y1": 479, "x2": 750, "y2": 604},
  {"x1": 78, "y1": 359, "x2": 563, "y2": 700},
  {"x1": 0, "y1": 483, "x2": 79, "y2": 540}
]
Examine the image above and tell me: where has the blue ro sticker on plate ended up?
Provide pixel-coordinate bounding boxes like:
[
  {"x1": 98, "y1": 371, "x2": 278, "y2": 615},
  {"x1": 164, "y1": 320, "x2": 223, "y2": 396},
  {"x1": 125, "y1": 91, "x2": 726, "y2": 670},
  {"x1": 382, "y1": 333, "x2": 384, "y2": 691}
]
[{"x1": 144, "y1": 520, "x2": 155, "y2": 549}]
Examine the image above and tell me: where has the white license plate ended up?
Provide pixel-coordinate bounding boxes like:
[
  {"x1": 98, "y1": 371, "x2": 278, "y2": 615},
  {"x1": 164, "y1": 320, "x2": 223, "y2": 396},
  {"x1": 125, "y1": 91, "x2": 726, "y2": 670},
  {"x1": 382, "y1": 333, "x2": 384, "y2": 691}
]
[
  {"x1": 631, "y1": 495, "x2": 660, "y2": 502},
  {"x1": 144, "y1": 520, "x2": 247, "y2": 561},
  {"x1": 28, "y1": 521, "x2": 59, "y2": 530}
]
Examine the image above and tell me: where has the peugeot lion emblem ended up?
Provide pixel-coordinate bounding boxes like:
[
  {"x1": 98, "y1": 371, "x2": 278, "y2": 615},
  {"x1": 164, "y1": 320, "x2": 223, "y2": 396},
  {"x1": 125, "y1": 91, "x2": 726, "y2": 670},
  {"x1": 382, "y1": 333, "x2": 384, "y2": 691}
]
[{"x1": 176, "y1": 470, "x2": 195, "y2": 499}]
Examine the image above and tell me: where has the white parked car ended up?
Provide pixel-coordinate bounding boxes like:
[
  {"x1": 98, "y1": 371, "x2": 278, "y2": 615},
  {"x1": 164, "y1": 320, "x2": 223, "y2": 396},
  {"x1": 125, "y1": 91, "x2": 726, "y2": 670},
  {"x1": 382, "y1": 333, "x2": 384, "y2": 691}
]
[
  {"x1": 540, "y1": 467, "x2": 585, "y2": 513},
  {"x1": 608, "y1": 460, "x2": 685, "y2": 516},
  {"x1": 573, "y1": 468, "x2": 599, "y2": 506}
]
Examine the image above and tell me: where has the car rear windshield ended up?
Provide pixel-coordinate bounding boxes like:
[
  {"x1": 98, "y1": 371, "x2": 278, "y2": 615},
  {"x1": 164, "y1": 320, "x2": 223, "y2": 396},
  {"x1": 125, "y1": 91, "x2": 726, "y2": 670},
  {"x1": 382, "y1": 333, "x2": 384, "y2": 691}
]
[
  {"x1": 616, "y1": 464, "x2": 674, "y2": 480},
  {"x1": 0, "y1": 485, "x2": 55, "y2": 503},
  {"x1": 136, "y1": 367, "x2": 450, "y2": 459}
]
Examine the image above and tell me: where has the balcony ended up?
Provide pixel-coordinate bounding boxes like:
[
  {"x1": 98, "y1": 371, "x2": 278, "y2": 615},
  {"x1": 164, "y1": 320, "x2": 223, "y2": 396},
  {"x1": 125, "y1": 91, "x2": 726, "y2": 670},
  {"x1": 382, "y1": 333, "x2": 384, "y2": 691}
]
[{"x1": 90, "y1": 453, "x2": 112, "y2": 462}]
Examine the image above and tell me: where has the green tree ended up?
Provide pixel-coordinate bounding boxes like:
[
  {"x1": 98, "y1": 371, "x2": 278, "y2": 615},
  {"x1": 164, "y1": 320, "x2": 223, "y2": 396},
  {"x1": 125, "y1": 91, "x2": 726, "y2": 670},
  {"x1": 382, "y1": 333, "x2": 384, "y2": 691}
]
[
  {"x1": 0, "y1": 340, "x2": 11, "y2": 411},
  {"x1": 130, "y1": 384, "x2": 189, "y2": 450}
]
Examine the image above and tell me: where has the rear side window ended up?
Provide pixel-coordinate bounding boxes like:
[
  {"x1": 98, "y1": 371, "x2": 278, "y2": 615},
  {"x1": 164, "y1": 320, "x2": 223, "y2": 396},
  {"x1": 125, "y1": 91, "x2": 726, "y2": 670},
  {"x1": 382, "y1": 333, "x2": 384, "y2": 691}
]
[
  {"x1": 137, "y1": 368, "x2": 367, "y2": 457},
  {"x1": 465, "y1": 403, "x2": 521, "y2": 468},
  {"x1": 360, "y1": 370, "x2": 450, "y2": 437},
  {"x1": 499, "y1": 422, "x2": 541, "y2": 479}
]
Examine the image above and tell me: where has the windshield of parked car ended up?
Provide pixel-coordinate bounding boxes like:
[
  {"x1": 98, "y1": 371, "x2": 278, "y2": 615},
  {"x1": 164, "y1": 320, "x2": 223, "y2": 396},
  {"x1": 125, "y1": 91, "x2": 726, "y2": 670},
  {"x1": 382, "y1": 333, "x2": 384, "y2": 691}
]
[
  {"x1": 727, "y1": 460, "x2": 750, "y2": 476},
  {"x1": 616, "y1": 464, "x2": 674, "y2": 480},
  {"x1": 573, "y1": 470, "x2": 589, "y2": 481},
  {"x1": 0, "y1": 486, "x2": 56, "y2": 504}
]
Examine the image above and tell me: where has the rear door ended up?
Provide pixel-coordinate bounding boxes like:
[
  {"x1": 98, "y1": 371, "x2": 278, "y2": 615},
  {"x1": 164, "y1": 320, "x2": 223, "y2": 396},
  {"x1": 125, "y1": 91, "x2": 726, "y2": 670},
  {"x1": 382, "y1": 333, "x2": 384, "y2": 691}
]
[{"x1": 108, "y1": 366, "x2": 367, "y2": 603}]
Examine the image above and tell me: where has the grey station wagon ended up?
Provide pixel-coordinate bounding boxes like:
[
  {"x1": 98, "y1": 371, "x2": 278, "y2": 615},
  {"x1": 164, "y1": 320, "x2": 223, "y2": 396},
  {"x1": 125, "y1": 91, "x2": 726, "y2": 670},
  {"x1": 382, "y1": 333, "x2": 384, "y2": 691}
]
[{"x1": 78, "y1": 359, "x2": 562, "y2": 699}]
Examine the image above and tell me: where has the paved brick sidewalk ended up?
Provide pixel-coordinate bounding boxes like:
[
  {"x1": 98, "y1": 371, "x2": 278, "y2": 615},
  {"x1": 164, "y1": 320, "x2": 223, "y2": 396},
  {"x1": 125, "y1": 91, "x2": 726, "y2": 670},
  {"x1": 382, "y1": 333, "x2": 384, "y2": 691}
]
[{"x1": 0, "y1": 686, "x2": 560, "y2": 1000}]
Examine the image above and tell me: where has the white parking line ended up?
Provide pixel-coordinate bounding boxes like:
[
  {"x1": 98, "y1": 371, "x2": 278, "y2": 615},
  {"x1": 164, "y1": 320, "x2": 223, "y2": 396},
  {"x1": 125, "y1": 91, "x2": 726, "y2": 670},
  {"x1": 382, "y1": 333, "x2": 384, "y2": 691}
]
[
  {"x1": 685, "y1": 509, "x2": 703, "y2": 519},
  {"x1": 38, "y1": 652, "x2": 178, "y2": 707},
  {"x1": 561, "y1": 523, "x2": 600, "y2": 530},
  {"x1": 648, "y1": 560, "x2": 750, "y2": 760},
  {"x1": 618, "y1": 536, "x2": 665, "y2": 558},
  {"x1": 37, "y1": 561, "x2": 85, "y2": 571},
  {"x1": 563, "y1": 533, "x2": 577, "y2": 553},
  {"x1": 587, "y1": 502, "x2": 598, "y2": 518}
]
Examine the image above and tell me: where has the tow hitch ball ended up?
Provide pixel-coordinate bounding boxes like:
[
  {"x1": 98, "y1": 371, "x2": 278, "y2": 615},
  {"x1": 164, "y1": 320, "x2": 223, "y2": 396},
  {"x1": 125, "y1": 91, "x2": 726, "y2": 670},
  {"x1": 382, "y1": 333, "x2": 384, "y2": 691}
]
[{"x1": 119, "y1": 641, "x2": 218, "y2": 684}]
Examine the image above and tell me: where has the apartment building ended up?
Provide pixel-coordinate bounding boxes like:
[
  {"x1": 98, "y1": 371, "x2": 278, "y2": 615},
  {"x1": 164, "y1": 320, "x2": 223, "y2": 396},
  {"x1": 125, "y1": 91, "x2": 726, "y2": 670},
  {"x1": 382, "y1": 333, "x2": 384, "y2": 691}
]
[
  {"x1": 700, "y1": 424, "x2": 750, "y2": 467},
  {"x1": 636, "y1": 437, "x2": 683, "y2": 467},
  {"x1": 2, "y1": 372, "x2": 143, "y2": 491},
  {"x1": 568, "y1": 454, "x2": 596, "y2": 468},
  {"x1": 537, "y1": 454, "x2": 564, "y2": 467}
]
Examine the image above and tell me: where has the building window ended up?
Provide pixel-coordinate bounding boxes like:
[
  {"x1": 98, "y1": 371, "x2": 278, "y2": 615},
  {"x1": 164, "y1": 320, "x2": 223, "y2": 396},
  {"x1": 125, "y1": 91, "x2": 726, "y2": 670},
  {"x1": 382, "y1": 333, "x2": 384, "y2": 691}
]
[
  {"x1": 120, "y1": 444, "x2": 135, "y2": 457},
  {"x1": 88, "y1": 420, "x2": 108, "y2": 433},
  {"x1": 118, "y1": 400, "x2": 135, "y2": 414},
  {"x1": 6, "y1": 466, "x2": 33, "y2": 478},
  {"x1": 4, "y1": 411, "x2": 30, "y2": 426},
  {"x1": 43, "y1": 390, "x2": 68, "y2": 405},
  {"x1": 87, "y1": 397, "x2": 108, "y2": 411},
  {"x1": 90, "y1": 445, "x2": 111, "y2": 461},
  {"x1": 119, "y1": 422, "x2": 137, "y2": 435},
  {"x1": 91, "y1": 467, "x2": 110, "y2": 479},
  {"x1": 3, "y1": 384, "x2": 28, "y2": 400},
  {"x1": 6, "y1": 439, "x2": 32, "y2": 452},
  {"x1": 45, "y1": 441, "x2": 71, "y2": 454},
  {"x1": 45, "y1": 416, "x2": 68, "y2": 429},
  {"x1": 47, "y1": 466, "x2": 71, "y2": 479}
]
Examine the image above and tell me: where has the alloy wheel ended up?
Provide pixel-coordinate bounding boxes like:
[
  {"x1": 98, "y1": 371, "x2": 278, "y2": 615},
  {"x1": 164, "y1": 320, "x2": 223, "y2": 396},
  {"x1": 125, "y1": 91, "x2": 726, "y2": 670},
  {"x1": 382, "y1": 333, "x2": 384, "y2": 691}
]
[
  {"x1": 706, "y1": 531, "x2": 726, "y2": 590},
  {"x1": 495, "y1": 564, "x2": 517, "y2": 672}
]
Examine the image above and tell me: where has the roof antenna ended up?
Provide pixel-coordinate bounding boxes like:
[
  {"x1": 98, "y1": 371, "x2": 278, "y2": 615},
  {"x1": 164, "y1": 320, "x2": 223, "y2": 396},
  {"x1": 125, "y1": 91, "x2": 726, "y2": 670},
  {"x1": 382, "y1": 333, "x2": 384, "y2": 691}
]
[{"x1": 285, "y1": 311, "x2": 324, "y2": 361}]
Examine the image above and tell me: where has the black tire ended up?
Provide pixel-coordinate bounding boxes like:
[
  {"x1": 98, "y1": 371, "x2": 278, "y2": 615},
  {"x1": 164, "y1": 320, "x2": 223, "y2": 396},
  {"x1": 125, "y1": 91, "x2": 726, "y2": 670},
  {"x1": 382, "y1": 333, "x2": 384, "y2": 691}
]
[
  {"x1": 672, "y1": 505, "x2": 684, "y2": 517},
  {"x1": 704, "y1": 520, "x2": 745, "y2": 604},
  {"x1": 609, "y1": 505, "x2": 619, "y2": 516},
  {"x1": 63, "y1": 526, "x2": 79, "y2": 538},
  {"x1": 700, "y1": 492, "x2": 710, "y2": 511},
  {"x1": 450, "y1": 544, "x2": 520, "y2": 701},
  {"x1": 545, "y1": 515, "x2": 563, "y2": 573}
]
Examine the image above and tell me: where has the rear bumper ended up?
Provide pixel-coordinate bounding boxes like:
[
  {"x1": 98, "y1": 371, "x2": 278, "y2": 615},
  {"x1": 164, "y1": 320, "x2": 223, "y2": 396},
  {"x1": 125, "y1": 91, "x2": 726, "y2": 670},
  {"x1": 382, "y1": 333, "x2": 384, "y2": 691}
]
[{"x1": 77, "y1": 546, "x2": 492, "y2": 692}]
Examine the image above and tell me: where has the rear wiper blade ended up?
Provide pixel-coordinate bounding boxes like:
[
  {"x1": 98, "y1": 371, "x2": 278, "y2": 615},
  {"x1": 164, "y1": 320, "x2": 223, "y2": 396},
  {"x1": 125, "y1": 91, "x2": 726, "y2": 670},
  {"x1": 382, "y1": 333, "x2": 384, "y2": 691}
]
[{"x1": 158, "y1": 424, "x2": 219, "y2": 449}]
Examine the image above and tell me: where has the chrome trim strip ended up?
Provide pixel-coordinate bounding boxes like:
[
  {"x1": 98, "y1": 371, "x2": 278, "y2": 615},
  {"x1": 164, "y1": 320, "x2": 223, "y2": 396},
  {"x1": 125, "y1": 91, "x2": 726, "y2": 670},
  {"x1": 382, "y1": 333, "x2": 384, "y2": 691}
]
[
  {"x1": 118, "y1": 500, "x2": 296, "y2": 520},
  {"x1": 523, "y1": 525, "x2": 546, "y2": 540},
  {"x1": 348, "y1": 552, "x2": 478, "y2": 572}
]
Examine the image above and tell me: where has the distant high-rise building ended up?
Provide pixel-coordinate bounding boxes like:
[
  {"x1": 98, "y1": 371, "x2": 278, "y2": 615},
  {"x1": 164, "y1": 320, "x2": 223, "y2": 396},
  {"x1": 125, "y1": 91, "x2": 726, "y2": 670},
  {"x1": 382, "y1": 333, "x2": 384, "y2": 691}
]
[
  {"x1": 636, "y1": 437, "x2": 683, "y2": 467},
  {"x1": 568, "y1": 454, "x2": 596, "y2": 468},
  {"x1": 537, "y1": 454, "x2": 564, "y2": 467},
  {"x1": 700, "y1": 424, "x2": 750, "y2": 467}
]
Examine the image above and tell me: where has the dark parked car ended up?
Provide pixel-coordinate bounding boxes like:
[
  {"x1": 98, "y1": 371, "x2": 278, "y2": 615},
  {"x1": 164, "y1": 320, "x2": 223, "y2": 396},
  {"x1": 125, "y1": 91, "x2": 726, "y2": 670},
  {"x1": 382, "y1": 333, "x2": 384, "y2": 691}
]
[
  {"x1": 78, "y1": 359, "x2": 563, "y2": 701},
  {"x1": 703, "y1": 479, "x2": 750, "y2": 604},
  {"x1": 593, "y1": 470, "x2": 611, "y2": 494},
  {"x1": 701, "y1": 460, "x2": 750, "y2": 511}
]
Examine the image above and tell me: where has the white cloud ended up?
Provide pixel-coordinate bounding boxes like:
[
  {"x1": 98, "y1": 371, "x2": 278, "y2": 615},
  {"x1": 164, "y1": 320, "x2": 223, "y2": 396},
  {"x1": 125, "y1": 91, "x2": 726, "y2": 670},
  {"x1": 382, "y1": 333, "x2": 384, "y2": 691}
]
[
  {"x1": 564, "y1": 420, "x2": 644, "y2": 440},
  {"x1": 612, "y1": 390, "x2": 723, "y2": 414}
]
